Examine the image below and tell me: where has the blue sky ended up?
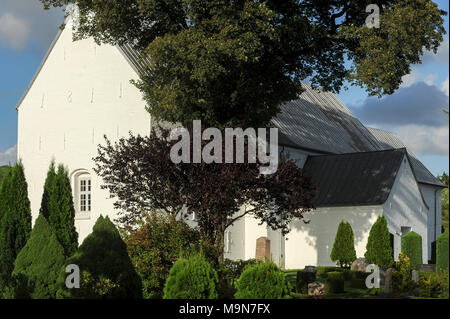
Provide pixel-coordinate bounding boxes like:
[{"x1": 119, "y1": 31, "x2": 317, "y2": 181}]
[{"x1": 0, "y1": 1, "x2": 449, "y2": 176}]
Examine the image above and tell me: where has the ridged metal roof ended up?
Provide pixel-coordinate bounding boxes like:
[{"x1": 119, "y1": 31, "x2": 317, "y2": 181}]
[{"x1": 368, "y1": 127, "x2": 445, "y2": 187}]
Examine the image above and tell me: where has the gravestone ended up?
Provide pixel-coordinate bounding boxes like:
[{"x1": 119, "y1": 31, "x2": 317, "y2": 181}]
[
  {"x1": 351, "y1": 258, "x2": 370, "y2": 272},
  {"x1": 411, "y1": 270, "x2": 419, "y2": 284},
  {"x1": 416, "y1": 264, "x2": 436, "y2": 273},
  {"x1": 308, "y1": 281, "x2": 325, "y2": 297},
  {"x1": 384, "y1": 268, "x2": 393, "y2": 295},
  {"x1": 255, "y1": 237, "x2": 271, "y2": 262}
]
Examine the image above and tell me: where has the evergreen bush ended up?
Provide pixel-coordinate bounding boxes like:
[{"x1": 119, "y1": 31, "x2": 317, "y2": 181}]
[
  {"x1": 330, "y1": 220, "x2": 357, "y2": 267},
  {"x1": 12, "y1": 215, "x2": 65, "y2": 299},
  {"x1": 234, "y1": 262, "x2": 290, "y2": 299},
  {"x1": 326, "y1": 271, "x2": 345, "y2": 293},
  {"x1": 58, "y1": 216, "x2": 142, "y2": 299},
  {"x1": 401, "y1": 231, "x2": 422, "y2": 270},
  {"x1": 0, "y1": 162, "x2": 32, "y2": 289},
  {"x1": 436, "y1": 231, "x2": 449, "y2": 273},
  {"x1": 163, "y1": 254, "x2": 219, "y2": 299},
  {"x1": 296, "y1": 270, "x2": 316, "y2": 294},
  {"x1": 365, "y1": 215, "x2": 393, "y2": 268}
]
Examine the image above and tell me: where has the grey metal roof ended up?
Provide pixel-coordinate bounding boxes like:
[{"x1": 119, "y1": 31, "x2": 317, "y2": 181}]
[
  {"x1": 303, "y1": 149, "x2": 408, "y2": 207},
  {"x1": 368, "y1": 127, "x2": 445, "y2": 187},
  {"x1": 272, "y1": 85, "x2": 383, "y2": 154}
]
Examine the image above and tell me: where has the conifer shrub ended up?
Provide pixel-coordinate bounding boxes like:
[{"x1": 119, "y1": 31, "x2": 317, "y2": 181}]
[
  {"x1": 365, "y1": 215, "x2": 393, "y2": 268},
  {"x1": 12, "y1": 215, "x2": 65, "y2": 299},
  {"x1": 58, "y1": 216, "x2": 142, "y2": 299},
  {"x1": 436, "y1": 231, "x2": 449, "y2": 273},
  {"x1": 326, "y1": 271, "x2": 345, "y2": 293},
  {"x1": 330, "y1": 220, "x2": 357, "y2": 268},
  {"x1": 0, "y1": 162, "x2": 32, "y2": 289},
  {"x1": 401, "y1": 231, "x2": 422, "y2": 270},
  {"x1": 163, "y1": 253, "x2": 219, "y2": 299},
  {"x1": 234, "y1": 262, "x2": 290, "y2": 299}
]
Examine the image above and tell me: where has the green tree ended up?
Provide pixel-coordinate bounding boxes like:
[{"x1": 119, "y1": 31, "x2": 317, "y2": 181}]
[
  {"x1": 442, "y1": 188, "x2": 449, "y2": 232},
  {"x1": 163, "y1": 254, "x2": 219, "y2": 299},
  {"x1": 0, "y1": 166, "x2": 12, "y2": 184},
  {"x1": 401, "y1": 231, "x2": 422, "y2": 270},
  {"x1": 125, "y1": 211, "x2": 200, "y2": 299},
  {"x1": 58, "y1": 216, "x2": 142, "y2": 299},
  {"x1": 330, "y1": 220, "x2": 357, "y2": 268},
  {"x1": 365, "y1": 215, "x2": 393, "y2": 268},
  {"x1": 12, "y1": 215, "x2": 65, "y2": 299},
  {"x1": 436, "y1": 231, "x2": 449, "y2": 273},
  {"x1": 0, "y1": 162, "x2": 32, "y2": 289},
  {"x1": 40, "y1": 163, "x2": 78, "y2": 257},
  {"x1": 40, "y1": 0, "x2": 446, "y2": 128}
]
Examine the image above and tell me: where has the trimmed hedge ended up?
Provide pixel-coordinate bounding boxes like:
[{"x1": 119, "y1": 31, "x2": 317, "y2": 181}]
[
  {"x1": 326, "y1": 272, "x2": 344, "y2": 293},
  {"x1": 163, "y1": 254, "x2": 218, "y2": 299},
  {"x1": 437, "y1": 231, "x2": 449, "y2": 273},
  {"x1": 401, "y1": 231, "x2": 422, "y2": 270},
  {"x1": 235, "y1": 262, "x2": 290, "y2": 299}
]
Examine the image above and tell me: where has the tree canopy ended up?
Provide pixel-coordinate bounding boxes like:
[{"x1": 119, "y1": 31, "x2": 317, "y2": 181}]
[{"x1": 39, "y1": 0, "x2": 446, "y2": 128}]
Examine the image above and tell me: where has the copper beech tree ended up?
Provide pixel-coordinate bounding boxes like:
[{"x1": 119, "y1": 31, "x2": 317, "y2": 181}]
[{"x1": 93, "y1": 126, "x2": 316, "y2": 262}]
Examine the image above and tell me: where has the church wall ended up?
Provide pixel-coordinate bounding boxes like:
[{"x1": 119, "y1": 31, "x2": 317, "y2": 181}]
[
  {"x1": 382, "y1": 155, "x2": 429, "y2": 263},
  {"x1": 17, "y1": 19, "x2": 151, "y2": 243},
  {"x1": 284, "y1": 206, "x2": 381, "y2": 269},
  {"x1": 420, "y1": 184, "x2": 442, "y2": 261}
]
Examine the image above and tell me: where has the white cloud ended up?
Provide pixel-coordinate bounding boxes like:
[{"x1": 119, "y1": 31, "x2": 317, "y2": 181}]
[
  {"x1": 424, "y1": 73, "x2": 438, "y2": 86},
  {"x1": 0, "y1": 12, "x2": 29, "y2": 50},
  {"x1": 423, "y1": 39, "x2": 449, "y2": 64},
  {"x1": 400, "y1": 69, "x2": 420, "y2": 88},
  {"x1": 0, "y1": 144, "x2": 17, "y2": 166},
  {"x1": 396, "y1": 125, "x2": 449, "y2": 155},
  {"x1": 442, "y1": 76, "x2": 449, "y2": 97}
]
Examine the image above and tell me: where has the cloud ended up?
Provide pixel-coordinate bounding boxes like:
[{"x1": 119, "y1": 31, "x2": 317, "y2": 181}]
[
  {"x1": 422, "y1": 39, "x2": 449, "y2": 64},
  {"x1": 400, "y1": 69, "x2": 421, "y2": 88},
  {"x1": 0, "y1": 0, "x2": 64, "y2": 51},
  {"x1": 351, "y1": 82, "x2": 449, "y2": 155},
  {"x1": 0, "y1": 144, "x2": 17, "y2": 166},
  {"x1": 0, "y1": 12, "x2": 29, "y2": 50},
  {"x1": 442, "y1": 76, "x2": 449, "y2": 97}
]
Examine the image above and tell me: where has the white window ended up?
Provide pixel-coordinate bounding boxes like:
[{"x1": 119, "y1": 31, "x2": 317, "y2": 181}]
[
  {"x1": 225, "y1": 231, "x2": 232, "y2": 253},
  {"x1": 72, "y1": 170, "x2": 92, "y2": 218},
  {"x1": 79, "y1": 178, "x2": 91, "y2": 212}
]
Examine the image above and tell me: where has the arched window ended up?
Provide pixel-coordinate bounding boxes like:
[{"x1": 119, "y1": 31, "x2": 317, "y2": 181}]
[{"x1": 71, "y1": 170, "x2": 92, "y2": 217}]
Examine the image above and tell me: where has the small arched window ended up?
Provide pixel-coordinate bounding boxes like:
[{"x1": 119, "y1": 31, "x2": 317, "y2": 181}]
[{"x1": 71, "y1": 170, "x2": 92, "y2": 217}]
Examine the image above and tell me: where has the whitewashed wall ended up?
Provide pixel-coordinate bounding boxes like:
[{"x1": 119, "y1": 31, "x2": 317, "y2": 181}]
[
  {"x1": 383, "y1": 155, "x2": 429, "y2": 263},
  {"x1": 420, "y1": 184, "x2": 442, "y2": 260},
  {"x1": 17, "y1": 19, "x2": 151, "y2": 243}
]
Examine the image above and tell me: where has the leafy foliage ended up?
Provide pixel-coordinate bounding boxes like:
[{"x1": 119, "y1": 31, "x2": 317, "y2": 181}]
[
  {"x1": 58, "y1": 216, "x2": 142, "y2": 299},
  {"x1": 365, "y1": 215, "x2": 393, "y2": 268},
  {"x1": 330, "y1": 220, "x2": 357, "y2": 268},
  {"x1": 124, "y1": 211, "x2": 200, "y2": 299},
  {"x1": 296, "y1": 270, "x2": 316, "y2": 294},
  {"x1": 39, "y1": 0, "x2": 445, "y2": 128},
  {"x1": 0, "y1": 162, "x2": 32, "y2": 289},
  {"x1": 40, "y1": 162, "x2": 78, "y2": 257},
  {"x1": 235, "y1": 262, "x2": 290, "y2": 299},
  {"x1": 392, "y1": 252, "x2": 416, "y2": 294},
  {"x1": 94, "y1": 126, "x2": 315, "y2": 261},
  {"x1": 326, "y1": 271, "x2": 345, "y2": 294},
  {"x1": 419, "y1": 270, "x2": 449, "y2": 299},
  {"x1": 436, "y1": 231, "x2": 449, "y2": 273},
  {"x1": 401, "y1": 231, "x2": 422, "y2": 270},
  {"x1": 442, "y1": 188, "x2": 448, "y2": 232},
  {"x1": 163, "y1": 254, "x2": 219, "y2": 299},
  {"x1": 0, "y1": 166, "x2": 11, "y2": 185},
  {"x1": 12, "y1": 215, "x2": 65, "y2": 299}
]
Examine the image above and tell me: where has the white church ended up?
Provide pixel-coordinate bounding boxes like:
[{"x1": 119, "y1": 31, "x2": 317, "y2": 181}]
[{"x1": 15, "y1": 17, "x2": 445, "y2": 269}]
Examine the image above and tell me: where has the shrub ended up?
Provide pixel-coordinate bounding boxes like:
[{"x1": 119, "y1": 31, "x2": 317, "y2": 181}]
[
  {"x1": 12, "y1": 215, "x2": 65, "y2": 299},
  {"x1": 124, "y1": 212, "x2": 200, "y2": 299},
  {"x1": 350, "y1": 278, "x2": 367, "y2": 289},
  {"x1": 218, "y1": 259, "x2": 257, "y2": 299},
  {"x1": 58, "y1": 216, "x2": 142, "y2": 299},
  {"x1": 163, "y1": 254, "x2": 219, "y2": 299},
  {"x1": 326, "y1": 272, "x2": 344, "y2": 294},
  {"x1": 365, "y1": 215, "x2": 393, "y2": 268},
  {"x1": 392, "y1": 252, "x2": 416, "y2": 294},
  {"x1": 0, "y1": 162, "x2": 32, "y2": 288},
  {"x1": 436, "y1": 231, "x2": 449, "y2": 273},
  {"x1": 39, "y1": 163, "x2": 78, "y2": 257},
  {"x1": 316, "y1": 266, "x2": 339, "y2": 279},
  {"x1": 401, "y1": 231, "x2": 422, "y2": 270},
  {"x1": 235, "y1": 262, "x2": 290, "y2": 299},
  {"x1": 330, "y1": 221, "x2": 357, "y2": 268},
  {"x1": 296, "y1": 270, "x2": 316, "y2": 294}
]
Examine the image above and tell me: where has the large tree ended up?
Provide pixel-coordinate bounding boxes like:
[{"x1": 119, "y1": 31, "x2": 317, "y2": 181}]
[
  {"x1": 40, "y1": 0, "x2": 446, "y2": 128},
  {"x1": 94, "y1": 126, "x2": 316, "y2": 261}
]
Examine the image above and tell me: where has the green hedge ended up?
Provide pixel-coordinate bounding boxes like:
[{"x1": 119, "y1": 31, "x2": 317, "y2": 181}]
[
  {"x1": 326, "y1": 272, "x2": 344, "y2": 294},
  {"x1": 296, "y1": 271, "x2": 316, "y2": 294},
  {"x1": 401, "y1": 231, "x2": 422, "y2": 270},
  {"x1": 437, "y1": 232, "x2": 449, "y2": 273},
  {"x1": 235, "y1": 262, "x2": 290, "y2": 299}
]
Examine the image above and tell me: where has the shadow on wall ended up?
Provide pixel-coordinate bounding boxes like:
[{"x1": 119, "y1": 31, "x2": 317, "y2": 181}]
[{"x1": 289, "y1": 208, "x2": 378, "y2": 266}]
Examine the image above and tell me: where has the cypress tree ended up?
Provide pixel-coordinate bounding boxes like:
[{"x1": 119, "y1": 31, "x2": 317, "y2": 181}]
[
  {"x1": 39, "y1": 163, "x2": 78, "y2": 257},
  {"x1": 0, "y1": 162, "x2": 32, "y2": 288},
  {"x1": 12, "y1": 215, "x2": 65, "y2": 299},
  {"x1": 330, "y1": 220, "x2": 357, "y2": 268},
  {"x1": 365, "y1": 215, "x2": 393, "y2": 268}
]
